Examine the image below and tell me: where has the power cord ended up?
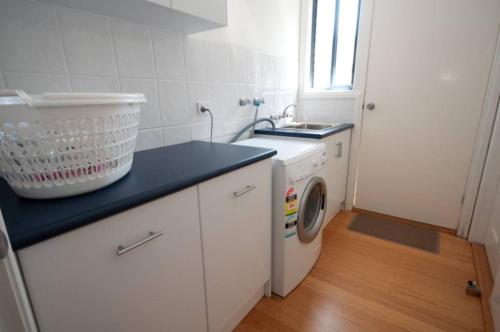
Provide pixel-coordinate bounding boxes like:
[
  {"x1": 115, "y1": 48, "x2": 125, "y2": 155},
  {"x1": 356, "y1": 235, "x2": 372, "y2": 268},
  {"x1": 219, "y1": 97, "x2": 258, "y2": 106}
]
[{"x1": 200, "y1": 105, "x2": 214, "y2": 142}]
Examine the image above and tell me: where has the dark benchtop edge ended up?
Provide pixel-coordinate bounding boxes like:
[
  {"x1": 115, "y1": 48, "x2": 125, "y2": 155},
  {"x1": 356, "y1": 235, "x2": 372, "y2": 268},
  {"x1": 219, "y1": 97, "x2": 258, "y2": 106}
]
[
  {"x1": 1, "y1": 141, "x2": 276, "y2": 250},
  {"x1": 255, "y1": 123, "x2": 354, "y2": 139}
]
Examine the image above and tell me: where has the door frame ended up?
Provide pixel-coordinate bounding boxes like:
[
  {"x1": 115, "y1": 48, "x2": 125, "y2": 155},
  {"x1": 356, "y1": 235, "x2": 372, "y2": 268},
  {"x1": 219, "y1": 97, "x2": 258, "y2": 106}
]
[
  {"x1": 460, "y1": 28, "x2": 500, "y2": 239},
  {"x1": 343, "y1": 0, "x2": 374, "y2": 210}
]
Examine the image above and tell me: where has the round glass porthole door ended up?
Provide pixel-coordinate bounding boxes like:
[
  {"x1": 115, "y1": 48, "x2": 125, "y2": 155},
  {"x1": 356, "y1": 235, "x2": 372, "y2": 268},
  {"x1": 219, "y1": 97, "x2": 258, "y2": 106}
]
[{"x1": 297, "y1": 177, "x2": 327, "y2": 243}]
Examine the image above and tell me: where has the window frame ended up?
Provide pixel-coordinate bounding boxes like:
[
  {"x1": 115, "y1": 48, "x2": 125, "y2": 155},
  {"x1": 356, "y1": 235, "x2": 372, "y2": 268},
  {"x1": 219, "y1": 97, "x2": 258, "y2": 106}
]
[{"x1": 300, "y1": 0, "x2": 363, "y2": 97}]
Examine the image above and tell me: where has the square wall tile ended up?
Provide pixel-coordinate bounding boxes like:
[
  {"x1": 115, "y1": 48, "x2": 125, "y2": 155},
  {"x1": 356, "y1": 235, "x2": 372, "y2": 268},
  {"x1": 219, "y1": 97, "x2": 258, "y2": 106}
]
[
  {"x1": 4, "y1": 72, "x2": 70, "y2": 93},
  {"x1": 229, "y1": 46, "x2": 248, "y2": 84},
  {"x1": 152, "y1": 29, "x2": 186, "y2": 80},
  {"x1": 184, "y1": 38, "x2": 210, "y2": 82},
  {"x1": 262, "y1": 55, "x2": 275, "y2": 89},
  {"x1": 247, "y1": 84, "x2": 262, "y2": 102},
  {"x1": 276, "y1": 58, "x2": 288, "y2": 91},
  {"x1": 135, "y1": 128, "x2": 162, "y2": 151},
  {"x1": 337, "y1": 112, "x2": 355, "y2": 123},
  {"x1": 71, "y1": 76, "x2": 119, "y2": 92},
  {"x1": 212, "y1": 134, "x2": 233, "y2": 143},
  {"x1": 162, "y1": 125, "x2": 191, "y2": 146},
  {"x1": 229, "y1": 84, "x2": 249, "y2": 119},
  {"x1": 211, "y1": 83, "x2": 231, "y2": 119},
  {"x1": 275, "y1": 91, "x2": 289, "y2": 115},
  {"x1": 111, "y1": 19, "x2": 155, "y2": 78},
  {"x1": 158, "y1": 81, "x2": 189, "y2": 126},
  {"x1": 190, "y1": 122, "x2": 211, "y2": 141},
  {"x1": 247, "y1": 51, "x2": 262, "y2": 85},
  {"x1": 260, "y1": 89, "x2": 275, "y2": 115},
  {"x1": 187, "y1": 82, "x2": 211, "y2": 123},
  {"x1": 121, "y1": 79, "x2": 161, "y2": 129},
  {"x1": 57, "y1": 7, "x2": 116, "y2": 76},
  {"x1": 0, "y1": 72, "x2": 5, "y2": 89},
  {"x1": 0, "y1": 0, "x2": 66, "y2": 73},
  {"x1": 285, "y1": 59, "x2": 299, "y2": 90},
  {"x1": 284, "y1": 91, "x2": 298, "y2": 107},
  {"x1": 209, "y1": 42, "x2": 230, "y2": 83}
]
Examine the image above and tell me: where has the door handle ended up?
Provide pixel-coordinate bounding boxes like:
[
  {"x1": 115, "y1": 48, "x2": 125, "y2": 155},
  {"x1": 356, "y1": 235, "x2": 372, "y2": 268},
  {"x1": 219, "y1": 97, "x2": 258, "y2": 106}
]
[
  {"x1": 233, "y1": 185, "x2": 256, "y2": 198},
  {"x1": 336, "y1": 142, "x2": 343, "y2": 158},
  {"x1": 366, "y1": 103, "x2": 375, "y2": 110},
  {"x1": 0, "y1": 230, "x2": 8, "y2": 260},
  {"x1": 117, "y1": 231, "x2": 163, "y2": 256}
]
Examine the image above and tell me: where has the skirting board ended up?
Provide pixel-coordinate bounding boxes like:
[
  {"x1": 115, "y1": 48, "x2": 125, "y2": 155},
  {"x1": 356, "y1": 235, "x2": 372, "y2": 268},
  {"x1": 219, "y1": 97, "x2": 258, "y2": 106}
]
[{"x1": 471, "y1": 243, "x2": 495, "y2": 332}]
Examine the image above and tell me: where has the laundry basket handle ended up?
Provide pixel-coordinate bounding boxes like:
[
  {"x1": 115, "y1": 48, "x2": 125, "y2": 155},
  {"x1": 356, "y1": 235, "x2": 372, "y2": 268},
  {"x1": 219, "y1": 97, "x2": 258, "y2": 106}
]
[{"x1": 0, "y1": 89, "x2": 33, "y2": 107}]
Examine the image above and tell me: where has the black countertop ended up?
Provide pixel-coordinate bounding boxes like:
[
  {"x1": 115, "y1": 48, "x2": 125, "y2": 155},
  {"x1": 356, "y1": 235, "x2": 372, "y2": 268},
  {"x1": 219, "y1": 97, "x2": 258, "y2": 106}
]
[
  {"x1": 254, "y1": 123, "x2": 354, "y2": 139},
  {"x1": 0, "y1": 141, "x2": 276, "y2": 250}
]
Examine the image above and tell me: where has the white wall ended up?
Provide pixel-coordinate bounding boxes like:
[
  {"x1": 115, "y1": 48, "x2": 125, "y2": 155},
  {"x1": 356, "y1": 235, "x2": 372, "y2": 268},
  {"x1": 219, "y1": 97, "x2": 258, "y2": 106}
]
[
  {"x1": 0, "y1": 0, "x2": 300, "y2": 150},
  {"x1": 194, "y1": 0, "x2": 300, "y2": 59},
  {"x1": 297, "y1": 96, "x2": 358, "y2": 123}
]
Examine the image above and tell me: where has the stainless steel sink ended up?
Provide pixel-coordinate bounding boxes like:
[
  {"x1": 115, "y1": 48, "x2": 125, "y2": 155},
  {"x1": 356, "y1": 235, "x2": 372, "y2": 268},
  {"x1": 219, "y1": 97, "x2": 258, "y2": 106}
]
[{"x1": 281, "y1": 123, "x2": 334, "y2": 130}]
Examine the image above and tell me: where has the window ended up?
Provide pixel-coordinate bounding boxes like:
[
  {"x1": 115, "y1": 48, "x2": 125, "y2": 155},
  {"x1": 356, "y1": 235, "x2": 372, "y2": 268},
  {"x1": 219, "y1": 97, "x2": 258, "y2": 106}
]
[{"x1": 309, "y1": 0, "x2": 361, "y2": 90}]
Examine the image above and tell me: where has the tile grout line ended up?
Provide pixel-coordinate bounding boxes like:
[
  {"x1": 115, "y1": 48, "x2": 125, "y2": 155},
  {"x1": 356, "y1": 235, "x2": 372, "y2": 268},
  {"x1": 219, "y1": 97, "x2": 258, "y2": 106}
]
[
  {"x1": 149, "y1": 27, "x2": 168, "y2": 146},
  {"x1": 52, "y1": 4, "x2": 73, "y2": 92},
  {"x1": 182, "y1": 37, "x2": 195, "y2": 142},
  {"x1": 108, "y1": 17, "x2": 122, "y2": 91},
  {"x1": 178, "y1": 36, "x2": 192, "y2": 144}
]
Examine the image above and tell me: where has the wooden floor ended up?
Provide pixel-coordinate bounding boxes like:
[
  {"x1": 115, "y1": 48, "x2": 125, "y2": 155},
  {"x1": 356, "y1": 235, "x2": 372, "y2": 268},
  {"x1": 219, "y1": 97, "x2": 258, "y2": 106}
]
[{"x1": 235, "y1": 211, "x2": 484, "y2": 332}]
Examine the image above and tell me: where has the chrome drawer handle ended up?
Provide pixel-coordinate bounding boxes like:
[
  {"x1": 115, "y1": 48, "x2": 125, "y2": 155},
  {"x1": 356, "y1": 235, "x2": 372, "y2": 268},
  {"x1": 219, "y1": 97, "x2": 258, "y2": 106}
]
[
  {"x1": 117, "y1": 231, "x2": 163, "y2": 256},
  {"x1": 336, "y1": 142, "x2": 343, "y2": 158},
  {"x1": 233, "y1": 185, "x2": 256, "y2": 198}
]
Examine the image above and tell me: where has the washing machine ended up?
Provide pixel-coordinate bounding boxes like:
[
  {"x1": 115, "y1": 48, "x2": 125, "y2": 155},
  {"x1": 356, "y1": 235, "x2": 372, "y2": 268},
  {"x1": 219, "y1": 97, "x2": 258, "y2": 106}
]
[{"x1": 233, "y1": 138, "x2": 328, "y2": 297}]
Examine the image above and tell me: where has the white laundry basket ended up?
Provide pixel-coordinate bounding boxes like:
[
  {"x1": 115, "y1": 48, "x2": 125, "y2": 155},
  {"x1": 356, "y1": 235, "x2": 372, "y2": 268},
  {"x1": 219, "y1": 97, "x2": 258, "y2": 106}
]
[{"x1": 0, "y1": 90, "x2": 145, "y2": 199}]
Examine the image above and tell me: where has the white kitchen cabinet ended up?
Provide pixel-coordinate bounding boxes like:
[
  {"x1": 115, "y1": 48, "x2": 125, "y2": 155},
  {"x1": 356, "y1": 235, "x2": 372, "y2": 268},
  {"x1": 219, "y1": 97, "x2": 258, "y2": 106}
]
[
  {"x1": 171, "y1": 0, "x2": 227, "y2": 25},
  {"x1": 321, "y1": 129, "x2": 352, "y2": 226},
  {"x1": 198, "y1": 159, "x2": 272, "y2": 332},
  {"x1": 40, "y1": 0, "x2": 227, "y2": 34},
  {"x1": 17, "y1": 187, "x2": 207, "y2": 332},
  {"x1": 0, "y1": 214, "x2": 37, "y2": 332}
]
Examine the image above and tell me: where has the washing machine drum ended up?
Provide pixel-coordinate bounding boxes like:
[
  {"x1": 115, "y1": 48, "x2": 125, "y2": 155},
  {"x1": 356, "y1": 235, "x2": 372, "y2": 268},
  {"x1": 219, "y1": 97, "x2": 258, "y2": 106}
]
[{"x1": 297, "y1": 177, "x2": 327, "y2": 243}]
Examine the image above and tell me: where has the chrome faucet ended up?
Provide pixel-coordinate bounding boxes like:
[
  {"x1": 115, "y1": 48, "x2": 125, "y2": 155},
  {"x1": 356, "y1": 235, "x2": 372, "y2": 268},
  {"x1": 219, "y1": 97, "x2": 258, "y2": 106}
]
[
  {"x1": 281, "y1": 104, "x2": 296, "y2": 119},
  {"x1": 270, "y1": 104, "x2": 297, "y2": 120}
]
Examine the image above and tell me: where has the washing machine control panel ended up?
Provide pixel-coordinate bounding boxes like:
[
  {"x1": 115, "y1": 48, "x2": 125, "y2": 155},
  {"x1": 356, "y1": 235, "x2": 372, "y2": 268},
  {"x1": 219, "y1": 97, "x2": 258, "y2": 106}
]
[{"x1": 289, "y1": 149, "x2": 328, "y2": 183}]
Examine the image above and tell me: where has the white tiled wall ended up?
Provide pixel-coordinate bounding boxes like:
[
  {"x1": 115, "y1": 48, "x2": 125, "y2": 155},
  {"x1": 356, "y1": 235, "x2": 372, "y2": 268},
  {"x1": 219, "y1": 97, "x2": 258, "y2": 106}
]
[
  {"x1": 298, "y1": 97, "x2": 358, "y2": 124},
  {"x1": 0, "y1": 0, "x2": 298, "y2": 150}
]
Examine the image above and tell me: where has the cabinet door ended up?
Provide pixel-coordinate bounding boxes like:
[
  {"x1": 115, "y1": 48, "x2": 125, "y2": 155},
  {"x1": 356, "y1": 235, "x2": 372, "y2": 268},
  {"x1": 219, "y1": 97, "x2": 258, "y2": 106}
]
[
  {"x1": 325, "y1": 130, "x2": 352, "y2": 224},
  {"x1": 18, "y1": 187, "x2": 207, "y2": 332},
  {"x1": 171, "y1": 0, "x2": 227, "y2": 24},
  {"x1": 0, "y1": 212, "x2": 37, "y2": 332},
  {"x1": 198, "y1": 160, "x2": 272, "y2": 332}
]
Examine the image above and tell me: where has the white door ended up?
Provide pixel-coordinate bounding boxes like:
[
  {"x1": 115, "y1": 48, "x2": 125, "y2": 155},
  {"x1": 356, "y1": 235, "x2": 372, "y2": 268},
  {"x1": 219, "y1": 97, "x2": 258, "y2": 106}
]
[
  {"x1": 0, "y1": 212, "x2": 37, "y2": 332},
  {"x1": 355, "y1": 0, "x2": 500, "y2": 228}
]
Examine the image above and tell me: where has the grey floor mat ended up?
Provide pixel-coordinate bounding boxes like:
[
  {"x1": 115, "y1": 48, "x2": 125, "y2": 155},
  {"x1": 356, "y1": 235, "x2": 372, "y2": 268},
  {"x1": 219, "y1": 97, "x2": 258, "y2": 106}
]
[{"x1": 348, "y1": 214, "x2": 440, "y2": 253}]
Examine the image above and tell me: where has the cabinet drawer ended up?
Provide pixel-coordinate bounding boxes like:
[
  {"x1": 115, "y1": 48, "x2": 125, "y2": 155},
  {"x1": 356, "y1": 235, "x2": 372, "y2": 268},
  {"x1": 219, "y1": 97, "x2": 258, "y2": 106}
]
[
  {"x1": 198, "y1": 159, "x2": 272, "y2": 332},
  {"x1": 18, "y1": 187, "x2": 207, "y2": 332}
]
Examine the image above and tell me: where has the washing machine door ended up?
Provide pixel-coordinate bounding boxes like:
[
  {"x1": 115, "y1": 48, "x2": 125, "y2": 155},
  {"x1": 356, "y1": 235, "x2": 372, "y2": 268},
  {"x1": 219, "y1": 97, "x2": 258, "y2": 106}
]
[{"x1": 297, "y1": 177, "x2": 327, "y2": 243}]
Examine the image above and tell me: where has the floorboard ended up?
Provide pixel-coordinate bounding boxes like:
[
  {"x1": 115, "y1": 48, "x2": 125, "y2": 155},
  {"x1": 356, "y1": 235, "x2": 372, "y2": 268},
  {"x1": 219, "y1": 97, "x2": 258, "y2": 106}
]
[{"x1": 235, "y1": 211, "x2": 484, "y2": 332}]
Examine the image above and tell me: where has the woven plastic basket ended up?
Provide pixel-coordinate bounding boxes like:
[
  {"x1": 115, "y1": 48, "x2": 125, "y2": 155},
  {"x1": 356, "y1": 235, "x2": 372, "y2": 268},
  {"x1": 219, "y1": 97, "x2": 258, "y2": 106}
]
[{"x1": 0, "y1": 90, "x2": 145, "y2": 199}]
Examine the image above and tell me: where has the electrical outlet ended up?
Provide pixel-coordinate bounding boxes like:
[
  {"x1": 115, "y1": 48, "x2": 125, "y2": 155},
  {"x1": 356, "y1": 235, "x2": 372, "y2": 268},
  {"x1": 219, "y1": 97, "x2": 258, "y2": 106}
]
[{"x1": 196, "y1": 101, "x2": 211, "y2": 115}]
